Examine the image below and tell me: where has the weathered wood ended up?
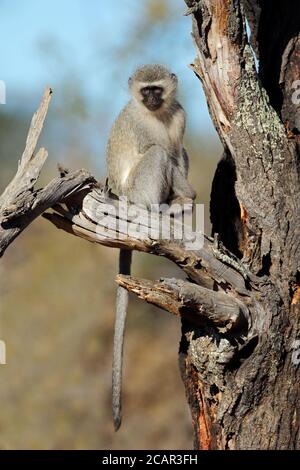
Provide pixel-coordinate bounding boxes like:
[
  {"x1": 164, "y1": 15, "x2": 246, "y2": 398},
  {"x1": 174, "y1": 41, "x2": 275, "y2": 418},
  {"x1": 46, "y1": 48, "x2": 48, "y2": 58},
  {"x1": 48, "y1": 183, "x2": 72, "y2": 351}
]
[
  {"x1": 117, "y1": 275, "x2": 249, "y2": 330},
  {"x1": 0, "y1": 88, "x2": 52, "y2": 211},
  {"x1": 189, "y1": 0, "x2": 299, "y2": 279},
  {"x1": 44, "y1": 187, "x2": 256, "y2": 295},
  {"x1": 0, "y1": 89, "x2": 96, "y2": 257}
]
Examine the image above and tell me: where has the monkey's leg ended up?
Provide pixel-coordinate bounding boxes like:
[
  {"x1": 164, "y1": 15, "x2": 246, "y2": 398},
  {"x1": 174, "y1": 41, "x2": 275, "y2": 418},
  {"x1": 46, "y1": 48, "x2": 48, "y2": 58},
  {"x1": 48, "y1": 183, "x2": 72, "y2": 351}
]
[
  {"x1": 165, "y1": 167, "x2": 196, "y2": 216},
  {"x1": 112, "y1": 249, "x2": 132, "y2": 431},
  {"x1": 126, "y1": 145, "x2": 171, "y2": 207},
  {"x1": 172, "y1": 166, "x2": 196, "y2": 201}
]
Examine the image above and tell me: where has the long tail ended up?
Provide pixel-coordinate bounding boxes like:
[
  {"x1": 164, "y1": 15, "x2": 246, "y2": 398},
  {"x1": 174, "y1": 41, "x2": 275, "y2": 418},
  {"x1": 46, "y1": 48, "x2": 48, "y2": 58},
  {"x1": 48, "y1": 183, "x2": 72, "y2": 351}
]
[{"x1": 112, "y1": 249, "x2": 132, "y2": 431}]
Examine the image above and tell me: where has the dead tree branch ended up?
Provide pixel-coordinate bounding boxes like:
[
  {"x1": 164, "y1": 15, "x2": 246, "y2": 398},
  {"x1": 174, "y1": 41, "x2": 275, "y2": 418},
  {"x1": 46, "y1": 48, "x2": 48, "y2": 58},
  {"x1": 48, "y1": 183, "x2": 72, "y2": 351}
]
[
  {"x1": 0, "y1": 88, "x2": 96, "y2": 257},
  {"x1": 117, "y1": 275, "x2": 249, "y2": 331}
]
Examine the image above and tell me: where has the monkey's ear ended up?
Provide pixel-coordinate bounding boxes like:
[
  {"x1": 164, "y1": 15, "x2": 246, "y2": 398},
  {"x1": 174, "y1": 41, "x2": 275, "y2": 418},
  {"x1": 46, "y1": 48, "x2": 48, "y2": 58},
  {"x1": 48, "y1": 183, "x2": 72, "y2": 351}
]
[
  {"x1": 171, "y1": 73, "x2": 178, "y2": 81},
  {"x1": 128, "y1": 77, "x2": 133, "y2": 87}
]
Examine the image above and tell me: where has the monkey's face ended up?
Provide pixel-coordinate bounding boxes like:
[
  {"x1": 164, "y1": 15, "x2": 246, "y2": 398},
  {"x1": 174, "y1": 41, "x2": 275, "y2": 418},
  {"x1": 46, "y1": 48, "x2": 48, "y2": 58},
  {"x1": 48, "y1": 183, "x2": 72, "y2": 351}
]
[
  {"x1": 140, "y1": 86, "x2": 164, "y2": 111},
  {"x1": 129, "y1": 65, "x2": 178, "y2": 111}
]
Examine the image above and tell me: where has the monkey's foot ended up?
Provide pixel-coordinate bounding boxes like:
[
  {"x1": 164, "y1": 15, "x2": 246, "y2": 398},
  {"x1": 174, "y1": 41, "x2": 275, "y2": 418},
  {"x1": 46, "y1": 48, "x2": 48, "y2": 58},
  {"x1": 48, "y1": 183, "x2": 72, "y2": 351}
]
[{"x1": 165, "y1": 196, "x2": 194, "y2": 217}]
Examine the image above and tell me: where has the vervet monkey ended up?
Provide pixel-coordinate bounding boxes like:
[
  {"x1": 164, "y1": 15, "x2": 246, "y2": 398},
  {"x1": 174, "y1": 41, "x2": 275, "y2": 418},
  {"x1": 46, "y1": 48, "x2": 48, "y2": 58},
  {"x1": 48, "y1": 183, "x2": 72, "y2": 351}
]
[{"x1": 106, "y1": 64, "x2": 196, "y2": 430}]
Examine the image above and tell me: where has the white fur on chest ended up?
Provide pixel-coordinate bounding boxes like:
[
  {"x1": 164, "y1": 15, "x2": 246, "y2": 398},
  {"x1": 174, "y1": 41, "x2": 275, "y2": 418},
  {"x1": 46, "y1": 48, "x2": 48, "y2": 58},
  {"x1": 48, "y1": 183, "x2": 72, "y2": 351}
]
[{"x1": 146, "y1": 111, "x2": 184, "y2": 149}]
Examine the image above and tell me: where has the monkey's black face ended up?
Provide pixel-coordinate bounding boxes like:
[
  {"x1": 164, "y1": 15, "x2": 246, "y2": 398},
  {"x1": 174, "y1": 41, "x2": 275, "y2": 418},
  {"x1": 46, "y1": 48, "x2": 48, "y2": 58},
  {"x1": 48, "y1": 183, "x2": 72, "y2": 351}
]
[{"x1": 140, "y1": 86, "x2": 164, "y2": 111}]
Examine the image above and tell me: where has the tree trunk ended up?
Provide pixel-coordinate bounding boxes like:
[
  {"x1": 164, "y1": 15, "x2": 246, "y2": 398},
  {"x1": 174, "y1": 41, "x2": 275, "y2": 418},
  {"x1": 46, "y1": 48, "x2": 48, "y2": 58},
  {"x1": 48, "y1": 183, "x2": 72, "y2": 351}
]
[{"x1": 179, "y1": 0, "x2": 300, "y2": 449}]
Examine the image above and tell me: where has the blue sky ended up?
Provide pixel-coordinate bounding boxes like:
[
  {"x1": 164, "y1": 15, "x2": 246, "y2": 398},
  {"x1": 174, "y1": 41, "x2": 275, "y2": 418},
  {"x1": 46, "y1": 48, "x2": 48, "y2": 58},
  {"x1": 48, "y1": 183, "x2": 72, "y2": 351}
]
[{"x1": 0, "y1": 0, "x2": 217, "y2": 172}]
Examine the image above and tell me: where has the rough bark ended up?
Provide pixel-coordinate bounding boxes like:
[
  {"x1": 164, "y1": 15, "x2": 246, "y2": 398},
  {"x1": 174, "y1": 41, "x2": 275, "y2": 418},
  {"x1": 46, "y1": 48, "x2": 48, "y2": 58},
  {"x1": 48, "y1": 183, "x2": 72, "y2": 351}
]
[{"x1": 180, "y1": 0, "x2": 300, "y2": 449}]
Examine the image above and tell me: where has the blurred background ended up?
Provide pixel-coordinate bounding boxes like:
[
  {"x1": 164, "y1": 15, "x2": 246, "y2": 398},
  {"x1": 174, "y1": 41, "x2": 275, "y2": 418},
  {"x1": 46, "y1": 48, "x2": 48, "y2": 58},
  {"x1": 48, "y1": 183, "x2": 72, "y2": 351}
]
[{"x1": 0, "y1": 0, "x2": 221, "y2": 449}]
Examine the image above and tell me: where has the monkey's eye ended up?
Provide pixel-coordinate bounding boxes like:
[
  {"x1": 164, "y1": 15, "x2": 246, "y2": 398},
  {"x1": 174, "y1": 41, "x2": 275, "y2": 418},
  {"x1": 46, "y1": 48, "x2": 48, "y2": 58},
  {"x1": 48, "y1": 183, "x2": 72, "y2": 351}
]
[
  {"x1": 141, "y1": 87, "x2": 151, "y2": 97},
  {"x1": 153, "y1": 87, "x2": 163, "y2": 96}
]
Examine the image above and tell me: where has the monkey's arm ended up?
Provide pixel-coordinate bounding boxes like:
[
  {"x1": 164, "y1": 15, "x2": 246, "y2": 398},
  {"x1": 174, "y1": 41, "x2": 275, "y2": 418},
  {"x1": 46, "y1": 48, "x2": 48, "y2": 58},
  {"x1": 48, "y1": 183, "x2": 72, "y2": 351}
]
[
  {"x1": 182, "y1": 147, "x2": 189, "y2": 177},
  {"x1": 172, "y1": 167, "x2": 196, "y2": 200}
]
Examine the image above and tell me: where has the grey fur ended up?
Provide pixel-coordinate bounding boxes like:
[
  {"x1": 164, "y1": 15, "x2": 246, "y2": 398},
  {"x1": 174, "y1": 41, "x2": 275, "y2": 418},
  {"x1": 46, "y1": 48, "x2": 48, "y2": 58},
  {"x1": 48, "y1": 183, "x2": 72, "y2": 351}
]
[
  {"x1": 130, "y1": 64, "x2": 174, "y2": 83},
  {"x1": 106, "y1": 64, "x2": 196, "y2": 430},
  {"x1": 112, "y1": 249, "x2": 132, "y2": 431}
]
